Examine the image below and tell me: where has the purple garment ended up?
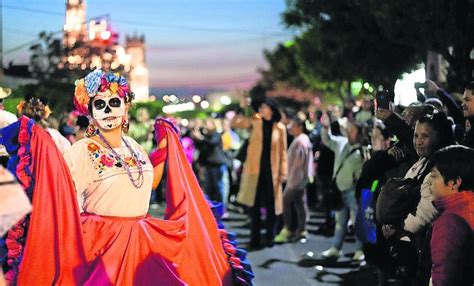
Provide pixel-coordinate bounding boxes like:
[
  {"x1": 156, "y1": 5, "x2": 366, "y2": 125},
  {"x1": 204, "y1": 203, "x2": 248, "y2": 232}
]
[{"x1": 181, "y1": 136, "x2": 195, "y2": 165}]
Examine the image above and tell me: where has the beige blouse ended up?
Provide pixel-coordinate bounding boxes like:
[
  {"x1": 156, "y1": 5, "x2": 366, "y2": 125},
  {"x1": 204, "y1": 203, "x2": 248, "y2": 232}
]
[{"x1": 63, "y1": 136, "x2": 153, "y2": 217}]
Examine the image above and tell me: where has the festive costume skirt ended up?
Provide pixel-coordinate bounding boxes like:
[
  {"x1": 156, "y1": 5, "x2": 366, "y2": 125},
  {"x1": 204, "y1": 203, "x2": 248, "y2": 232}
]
[
  {"x1": 1, "y1": 118, "x2": 253, "y2": 286},
  {"x1": 80, "y1": 213, "x2": 186, "y2": 286}
]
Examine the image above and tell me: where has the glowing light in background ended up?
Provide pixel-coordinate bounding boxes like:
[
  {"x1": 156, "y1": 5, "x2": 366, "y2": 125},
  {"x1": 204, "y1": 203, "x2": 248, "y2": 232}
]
[
  {"x1": 220, "y1": 95, "x2": 232, "y2": 105},
  {"x1": 284, "y1": 40, "x2": 295, "y2": 48},
  {"x1": 100, "y1": 30, "x2": 111, "y2": 40},
  {"x1": 394, "y1": 66, "x2": 426, "y2": 106},
  {"x1": 200, "y1": 100, "x2": 210, "y2": 109},
  {"x1": 162, "y1": 102, "x2": 195, "y2": 114},
  {"x1": 192, "y1": 95, "x2": 202, "y2": 103},
  {"x1": 168, "y1": 95, "x2": 178, "y2": 103}
]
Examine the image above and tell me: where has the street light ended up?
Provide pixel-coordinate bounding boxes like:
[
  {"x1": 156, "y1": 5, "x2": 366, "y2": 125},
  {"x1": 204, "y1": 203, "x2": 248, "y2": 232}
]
[
  {"x1": 220, "y1": 95, "x2": 232, "y2": 106},
  {"x1": 192, "y1": 95, "x2": 202, "y2": 103},
  {"x1": 200, "y1": 100, "x2": 209, "y2": 109},
  {"x1": 169, "y1": 95, "x2": 178, "y2": 103}
]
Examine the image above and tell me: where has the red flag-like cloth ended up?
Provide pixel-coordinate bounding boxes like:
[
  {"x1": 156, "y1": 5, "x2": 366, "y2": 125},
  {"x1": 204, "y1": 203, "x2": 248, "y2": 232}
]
[
  {"x1": 17, "y1": 125, "x2": 89, "y2": 285},
  {"x1": 160, "y1": 122, "x2": 233, "y2": 285}
]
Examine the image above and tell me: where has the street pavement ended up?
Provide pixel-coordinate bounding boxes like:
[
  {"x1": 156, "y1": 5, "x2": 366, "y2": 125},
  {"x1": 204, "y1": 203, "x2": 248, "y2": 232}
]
[
  {"x1": 223, "y1": 206, "x2": 379, "y2": 286},
  {"x1": 150, "y1": 204, "x2": 381, "y2": 286}
]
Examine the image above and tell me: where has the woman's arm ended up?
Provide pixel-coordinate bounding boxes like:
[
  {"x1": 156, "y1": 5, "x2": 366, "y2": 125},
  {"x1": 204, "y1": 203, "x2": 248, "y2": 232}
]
[
  {"x1": 150, "y1": 118, "x2": 174, "y2": 190},
  {"x1": 403, "y1": 175, "x2": 439, "y2": 233},
  {"x1": 152, "y1": 137, "x2": 167, "y2": 190}
]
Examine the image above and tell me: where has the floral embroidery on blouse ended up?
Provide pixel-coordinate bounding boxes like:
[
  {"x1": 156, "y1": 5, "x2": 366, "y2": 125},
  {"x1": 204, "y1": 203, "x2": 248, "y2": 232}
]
[{"x1": 87, "y1": 142, "x2": 147, "y2": 174}]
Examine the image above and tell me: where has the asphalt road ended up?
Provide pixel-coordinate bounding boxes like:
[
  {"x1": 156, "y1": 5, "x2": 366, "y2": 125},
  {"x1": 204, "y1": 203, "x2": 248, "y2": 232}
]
[{"x1": 150, "y1": 203, "x2": 381, "y2": 286}]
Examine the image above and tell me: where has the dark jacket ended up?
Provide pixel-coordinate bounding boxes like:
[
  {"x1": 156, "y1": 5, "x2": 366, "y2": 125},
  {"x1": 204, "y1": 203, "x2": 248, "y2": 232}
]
[
  {"x1": 431, "y1": 191, "x2": 474, "y2": 286},
  {"x1": 462, "y1": 118, "x2": 474, "y2": 148},
  {"x1": 196, "y1": 131, "x2": 228, "y2": 166}
]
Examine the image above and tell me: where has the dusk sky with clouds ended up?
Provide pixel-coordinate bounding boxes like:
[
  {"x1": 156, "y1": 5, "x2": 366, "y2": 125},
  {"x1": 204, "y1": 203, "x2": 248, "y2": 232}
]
[{"x1": 2, "y1": 0, "x2": 295, "y2": 89}]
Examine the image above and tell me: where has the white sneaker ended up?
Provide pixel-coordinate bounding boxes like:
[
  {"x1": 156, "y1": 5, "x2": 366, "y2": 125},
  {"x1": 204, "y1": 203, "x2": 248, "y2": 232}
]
[
  {"x1": 321, "y1": 247, "x2": 342, "y2": 259},
  {"x1": 352, "y1": 250, "x2": 365, "y2": 261}
]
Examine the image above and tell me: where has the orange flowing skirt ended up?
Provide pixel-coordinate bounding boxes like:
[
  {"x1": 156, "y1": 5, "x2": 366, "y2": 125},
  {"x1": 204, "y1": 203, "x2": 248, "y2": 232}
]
[{"x1": 80, "y1": 213, "x2": 186, "y2": 286}]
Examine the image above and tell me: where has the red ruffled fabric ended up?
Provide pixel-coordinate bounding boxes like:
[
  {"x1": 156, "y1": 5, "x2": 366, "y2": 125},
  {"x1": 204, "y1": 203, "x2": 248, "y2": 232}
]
[
  {"x1": 14, "y1": 119, "x2": 233, "y2": 285},
  {"x1": 4, "y1": 117, "x2": 32, "y2": 283},
  {"x1": 17, "y1": 125, "x2": 88, "y2": 285}
]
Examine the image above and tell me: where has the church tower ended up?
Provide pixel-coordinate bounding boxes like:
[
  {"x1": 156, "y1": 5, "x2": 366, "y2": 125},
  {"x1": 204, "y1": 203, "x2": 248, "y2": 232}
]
[
  {"x1": 63, "y1": 0, "x2": 87, "y2": 49},
  {"x1": 126, "y1": 35, "x2": 149, "y2": 101}
]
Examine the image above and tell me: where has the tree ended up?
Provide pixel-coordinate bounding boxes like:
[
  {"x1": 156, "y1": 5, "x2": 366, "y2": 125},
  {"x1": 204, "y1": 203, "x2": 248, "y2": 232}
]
[
  {"x1": 258, "y1": 43, "x2": 309, "y2": 90},
  {"x1": 9, "y1": 81, "x2": 75, "y2": 116},
  {"x1": 30, "y1": 32, "x2": 64, "y2": 80},
  {"x1": 283, "y1": 0, "x2": 474, "y2": 92},
  {"x1": 256, "y1": 38, "x2": 356, "y2": 103}
]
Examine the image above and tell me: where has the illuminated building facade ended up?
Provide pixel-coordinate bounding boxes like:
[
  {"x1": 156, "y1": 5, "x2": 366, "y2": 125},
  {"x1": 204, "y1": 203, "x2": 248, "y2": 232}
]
[
  {"x1": 126, "y1": 35, "x2": 149, "y2": 101},
  {"x1": 62, "y1": 0, "x2": 149, "y2": 100},
  {"x1": 63, "y1": 0, "x2": 87, "y2": 49}
]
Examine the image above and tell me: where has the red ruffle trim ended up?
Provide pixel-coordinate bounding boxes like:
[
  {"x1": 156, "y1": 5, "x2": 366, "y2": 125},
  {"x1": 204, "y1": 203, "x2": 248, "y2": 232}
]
[{"x1": 5, "y1": 117, "x2": 33, "y2": 284}]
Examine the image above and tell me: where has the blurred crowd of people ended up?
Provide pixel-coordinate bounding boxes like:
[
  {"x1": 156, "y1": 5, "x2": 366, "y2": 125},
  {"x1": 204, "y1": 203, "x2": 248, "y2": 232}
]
[{"x1": 1, "y1": 79, "x2": 474, "y2": 285}]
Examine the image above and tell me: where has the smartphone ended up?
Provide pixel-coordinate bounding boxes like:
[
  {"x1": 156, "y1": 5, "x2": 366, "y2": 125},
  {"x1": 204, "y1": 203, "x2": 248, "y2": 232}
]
[
  {"x1": 375, "y1": 90, "x2": 392, "y2": 110},
  {"x1": 414, "y1": 82, "x2": 428, "y2": 89}
]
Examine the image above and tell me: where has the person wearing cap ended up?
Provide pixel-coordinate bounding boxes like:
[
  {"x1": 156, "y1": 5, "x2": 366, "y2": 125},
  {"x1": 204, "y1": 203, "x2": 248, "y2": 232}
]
[{"x1": 0, "y1": 87, "x2": 18, "y2": 167}]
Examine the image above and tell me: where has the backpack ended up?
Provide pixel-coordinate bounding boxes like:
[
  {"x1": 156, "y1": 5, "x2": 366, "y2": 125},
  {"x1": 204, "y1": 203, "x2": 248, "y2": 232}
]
[{"x1": 376, "y1": 161, "x2": 430, "y2": 225}]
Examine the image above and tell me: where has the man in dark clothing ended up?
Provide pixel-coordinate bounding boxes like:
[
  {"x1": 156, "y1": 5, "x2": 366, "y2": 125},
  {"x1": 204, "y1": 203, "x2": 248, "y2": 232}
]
[{"x1": 462, "y1": 81, "x2": 474, "y2": 148}]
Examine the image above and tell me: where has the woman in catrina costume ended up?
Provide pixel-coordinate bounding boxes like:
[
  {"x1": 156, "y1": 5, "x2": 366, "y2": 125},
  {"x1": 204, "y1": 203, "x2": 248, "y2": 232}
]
[{"x1": 0, "y1": 70, "x2": 253, "y2": 285}]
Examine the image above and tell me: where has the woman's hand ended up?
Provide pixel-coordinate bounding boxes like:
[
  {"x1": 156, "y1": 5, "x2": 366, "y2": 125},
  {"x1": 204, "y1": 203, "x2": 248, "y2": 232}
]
[
  {"x1": 382, "y1": 224, "x2": 398, "y2": 239},
  {"x1": 375, "y1": 108, "x2": 393, "y2": 121},
  {"x1": 387, "y1": 145, "x2": 406, "y2": 162},
  {"x1": 154, "y1": 117, "x2": 179, "y2": 142}
]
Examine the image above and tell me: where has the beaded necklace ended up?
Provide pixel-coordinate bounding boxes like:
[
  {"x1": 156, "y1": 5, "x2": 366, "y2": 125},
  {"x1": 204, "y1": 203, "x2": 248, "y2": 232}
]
[{"x1": 97, "y1": 132, "x2": 144, "y2": 189}]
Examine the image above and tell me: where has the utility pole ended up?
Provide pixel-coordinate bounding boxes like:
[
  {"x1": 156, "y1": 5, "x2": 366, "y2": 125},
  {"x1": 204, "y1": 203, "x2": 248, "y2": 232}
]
[{"x1": 0, "y1": 0, "x2": 4, "y2": 85}]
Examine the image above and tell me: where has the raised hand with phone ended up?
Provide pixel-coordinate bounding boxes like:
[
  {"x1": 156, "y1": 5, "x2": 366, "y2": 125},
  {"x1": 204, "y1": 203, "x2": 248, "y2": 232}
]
[{"x1": 375, "y1": 90, "x2": 394, "y2": 121}]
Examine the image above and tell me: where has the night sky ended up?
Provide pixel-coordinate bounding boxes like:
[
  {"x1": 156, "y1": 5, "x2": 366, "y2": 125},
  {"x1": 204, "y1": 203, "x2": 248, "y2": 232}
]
[{"x1": 2, "y1": 0, "x2": 294, "y2": 89}]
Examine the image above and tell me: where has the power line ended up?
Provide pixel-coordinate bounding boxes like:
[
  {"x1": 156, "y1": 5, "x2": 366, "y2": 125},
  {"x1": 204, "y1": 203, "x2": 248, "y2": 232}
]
[
  {"x1": 4, "y1": 27, "x2": 39, "y2": 37},
  {"x1": 4, "y1": 5, "x2": 292, "y2": 37},
  {"x1": 3, "y1": 4, "x2": 64, "y2": 17},
  {"x1": 116, "y1": 19, "x2": 291, "y2": 37},
  {"x1": 1, "y1": 14, "x2": 109, "y2": 56}
]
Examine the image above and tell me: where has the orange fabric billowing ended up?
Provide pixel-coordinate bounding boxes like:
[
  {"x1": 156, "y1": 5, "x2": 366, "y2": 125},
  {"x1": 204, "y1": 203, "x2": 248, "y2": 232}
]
[
  {"x1": 80, "y1": 213, "x2": 186, "y2": 286},
  {"x1": 17, "y1": 126, "x2": 89, "y2": 285},
  {"x1": 15, "y1": 123, "x2": 232, "y2": 285},
  {"x1": 162, "y1": 124, "x2": 232, "y2": 286}
]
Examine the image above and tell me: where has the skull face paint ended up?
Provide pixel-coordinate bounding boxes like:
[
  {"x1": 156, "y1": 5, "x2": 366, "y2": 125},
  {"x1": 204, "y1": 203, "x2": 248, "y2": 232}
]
[{"x1": 92, "y1": 94, "x2": 125, "y2": 130}]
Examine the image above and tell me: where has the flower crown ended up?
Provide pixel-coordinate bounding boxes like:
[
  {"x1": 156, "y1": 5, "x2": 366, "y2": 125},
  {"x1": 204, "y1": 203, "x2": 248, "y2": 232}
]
[
  {"x1": 74, "y1": 69, "x2": 133, "y2": 115},
  {"x1": 17, "y1": 98, "x2": 52, "y2": 119}
]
